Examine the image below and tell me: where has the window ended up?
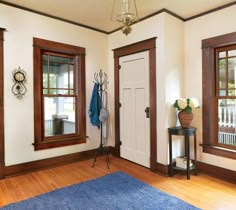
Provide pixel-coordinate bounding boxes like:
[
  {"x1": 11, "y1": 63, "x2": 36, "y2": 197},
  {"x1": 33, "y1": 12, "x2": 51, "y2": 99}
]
[
  {"x1": 33, "y1": 38, "x2": 86, "y2": 150},
  {"x1": 216, "y1": 46, "x2": 236, "y2": 149},
  {"x1": 202, "y1": 32, "x2": 236, "y2": 159}
]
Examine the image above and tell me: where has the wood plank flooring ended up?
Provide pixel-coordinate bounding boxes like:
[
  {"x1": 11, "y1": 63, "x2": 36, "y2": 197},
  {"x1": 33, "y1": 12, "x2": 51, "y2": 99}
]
[{"x1": 0, "y1": 156, "x2": 235, "y2": 210}]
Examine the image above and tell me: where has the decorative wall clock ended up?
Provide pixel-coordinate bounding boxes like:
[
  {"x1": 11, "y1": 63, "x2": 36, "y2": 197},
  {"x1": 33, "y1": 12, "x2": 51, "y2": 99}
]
[{"x1": 12, "y1": 67, "x2": 27, "y2": 99}]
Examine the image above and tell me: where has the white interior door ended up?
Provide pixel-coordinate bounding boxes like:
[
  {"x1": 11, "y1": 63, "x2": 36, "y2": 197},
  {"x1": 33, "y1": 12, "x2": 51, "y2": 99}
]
[{"x1": 119, "y1": 51, "x2": 150, "y2": 168}]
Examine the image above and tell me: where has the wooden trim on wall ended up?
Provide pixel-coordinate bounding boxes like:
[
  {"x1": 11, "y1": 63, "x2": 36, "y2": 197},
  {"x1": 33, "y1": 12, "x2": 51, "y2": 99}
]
[
  {"x1": 156, "y1": 162, "x2": 168, "y2": 176},
  {"x1": 202, "y1": 31, "x2": 236, "y2": 48},
  {"x1": 185, "y1": 1, "x2": 236, "y2": 22},
  {"x1": 0, "y1": 28, "x2": 5, "y2": 179},
  {"x1": 1, "y1": 1, "x2": 236, "y2": 35},
  {"x1": 5, "y1": 149, "x2": 96, "y2": 178},
  {"x1": 197, "y1": 161, "x2": 236, "y2": 184},
  {"x1": 0, "y1": 1, "x2": 108, "y2": 34},
  {"x1": 33, "y1": 37, "x2": 86, "y2": 55},
  {"x1": 113, "y1": 37, "x2": 157, "y2": 172}
]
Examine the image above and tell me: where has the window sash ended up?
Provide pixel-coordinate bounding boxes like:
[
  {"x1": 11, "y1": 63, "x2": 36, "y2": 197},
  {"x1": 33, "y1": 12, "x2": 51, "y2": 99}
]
[{"x1": 215, "y1": 46, "x2": 236, "y2": 150}]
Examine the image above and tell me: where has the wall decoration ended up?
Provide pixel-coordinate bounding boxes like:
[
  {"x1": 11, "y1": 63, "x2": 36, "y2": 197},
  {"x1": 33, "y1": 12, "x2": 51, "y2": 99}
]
[{"x1": 12, "y1": 67, "x2": 27, "y2": 99}]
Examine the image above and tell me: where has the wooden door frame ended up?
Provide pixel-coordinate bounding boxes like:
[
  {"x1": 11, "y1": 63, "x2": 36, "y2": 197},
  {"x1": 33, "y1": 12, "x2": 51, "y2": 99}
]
[
  {"x1": 113, "y1": 37, "x2": 157, "y2": 171},
  {"x1": 0, "y1": 28, "x2": 5, "y2": 179}
]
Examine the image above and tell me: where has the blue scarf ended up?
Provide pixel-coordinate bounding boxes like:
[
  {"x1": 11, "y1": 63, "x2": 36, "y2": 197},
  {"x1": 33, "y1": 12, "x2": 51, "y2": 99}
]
[{"x1": 88, "y1": 83, "x2": 100, "y2": 128}]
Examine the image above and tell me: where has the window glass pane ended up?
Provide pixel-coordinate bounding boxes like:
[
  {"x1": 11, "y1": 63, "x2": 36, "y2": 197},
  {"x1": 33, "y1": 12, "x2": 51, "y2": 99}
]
[
  {"x1": 68, "y1": 58, "x2": 74, "y2": 64},
  {"x1": 42, "y1": 54, "x2": 48, "y2": 61},
  {"x1": 43, "y1": 62, "x2": 48, "y2": 88},
  {"x1": 49, "y1": 89, "x2": 57, "y2": 95},
  {"x1": 219, "y1": 89, "x2": 226, "y2": 96},
  {"x1": 43, "y1": 89, "x2": 48, "y2": 94},
  {"x1": 49, "y1": 89, "x2": 69, "y2": 95},
  {"x1": 49, "y1": 63, "x2": 58, "y2": 89},
  {"x1": 228, "y1": 90, "x2": 236, "y2": 96},
  {"x1": 69, "y1": 65, "x2": 74, "y2": 90},
  {"x1": 228, "y1": 50, "x2": 236, "y2": 57},
  {"x1": 49, "y1": 55, "x2": 68, "y2": 64},
  {"x1": 228, "y1": 58, "x2": 236, "y2": 90},
  {"x1": 219, "y1": 51, "x2": 226, "y2": 58},
  {"x1": 219, "y1": 59, "x2": 226, "y2": 89},
  {"x1": 44, "y1": 96, "x2": 76, "y2": 137},
  {"x1": 218, "y1": 99, "x2": 236, "y2": 147},
  {"x1": 48, "y1": 62, "x2": 69, "y2": 90}
]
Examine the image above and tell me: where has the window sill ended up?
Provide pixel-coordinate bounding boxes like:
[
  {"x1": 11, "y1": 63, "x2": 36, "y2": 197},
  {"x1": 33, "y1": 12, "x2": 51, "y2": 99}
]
[
  {"x1": 200, "y1": 144, "x2": 236, "y2": 160},
  {"x1": 33, "y1": 136, "x2": 87, "y2": 150}
]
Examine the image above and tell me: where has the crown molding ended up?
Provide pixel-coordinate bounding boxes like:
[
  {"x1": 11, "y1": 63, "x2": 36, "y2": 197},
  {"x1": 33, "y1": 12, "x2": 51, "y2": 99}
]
[
  {"x1": 1, "y1": 1, "x2": 236, "y2": 34},
  {"x1": 0, "y1": 1, "x2": 108, "y2": 34}
]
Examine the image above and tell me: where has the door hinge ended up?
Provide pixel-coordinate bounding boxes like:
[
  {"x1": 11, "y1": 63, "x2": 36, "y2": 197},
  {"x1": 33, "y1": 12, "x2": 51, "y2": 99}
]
[
  {"x1": 119, "y1": 102, "x2": 122, "y2": 108},
  {"x1": 119, "y1": 140, "x2": 122, "y2": 145},
  {"x1": 118, "y1": 65, "x2": 121, "y2": 70}
]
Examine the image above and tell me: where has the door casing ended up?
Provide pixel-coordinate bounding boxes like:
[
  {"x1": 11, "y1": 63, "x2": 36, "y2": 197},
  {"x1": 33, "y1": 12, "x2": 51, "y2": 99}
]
[
  {"x1": 113, "y1": 37, "x2": 157, "y2": 171},
  {"x1": 0, "y1": 28, "x2": 5, "y2": 179}
]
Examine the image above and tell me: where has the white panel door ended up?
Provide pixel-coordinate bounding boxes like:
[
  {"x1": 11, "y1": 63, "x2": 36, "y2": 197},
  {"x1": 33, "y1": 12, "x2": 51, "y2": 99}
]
[{"x1": 119, "y1": 51, "x2": 150, "y2": 168}]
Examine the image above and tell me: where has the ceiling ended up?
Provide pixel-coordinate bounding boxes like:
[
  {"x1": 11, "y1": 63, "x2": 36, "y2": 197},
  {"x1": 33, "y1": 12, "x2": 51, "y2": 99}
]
[{"x1": 1, "y1": 0, "x2": 236, "y2": 33}]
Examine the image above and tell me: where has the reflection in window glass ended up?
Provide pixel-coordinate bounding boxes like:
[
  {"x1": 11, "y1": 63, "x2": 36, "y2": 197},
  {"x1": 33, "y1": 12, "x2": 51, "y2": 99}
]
[
  {"x1": 228, "y1": 50, "x2": 236, "y2": 57},
  {"x1": 219, "y1": 59, "x2": 226, "y2": 89},
  {"x1": 219, "y1": 51, "x2": 226, "y2": 58},
  {"x1": 68, "y1": 58, "x2": 74, "y2": 64},
  {"x1": 228, "y1": 58, "x2": 236, "y2": 96},
  {"x1": 219, "y1": 90, "x2": 226, "y2": 96},
  {"x1": 69, "y1": 65, "x2": 74, "y2": 90},
  {"x1": 43, "y1": 53, "x2": 75, "y2": 95},
  {"x1": 44, "y1": 97, "x2": 76, "y2": 137},
  {"x1": 49, "y1": 55, "x2": 68, "y2": 64}
]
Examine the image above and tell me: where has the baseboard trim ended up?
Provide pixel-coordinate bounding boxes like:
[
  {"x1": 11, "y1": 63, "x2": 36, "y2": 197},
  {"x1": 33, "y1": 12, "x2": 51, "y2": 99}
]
[
  {"x1": 5, "y1": 149, "x2": 96, "y2": 178},
  {"x1": 4, "y1": 148, "x2": 235, "y2": 184},
  {"x1": 155, "y1": 161, "x2": 236, "y2": 183},
  {"x1": 0, "y1": 162, "x2": 4, "y2": 179},
  {"x1": 156, "y1": 162, "x2": 168, "y2": 176},
  {"x1": 197, "y1": 161, "x2": 236, "y2": 184}
]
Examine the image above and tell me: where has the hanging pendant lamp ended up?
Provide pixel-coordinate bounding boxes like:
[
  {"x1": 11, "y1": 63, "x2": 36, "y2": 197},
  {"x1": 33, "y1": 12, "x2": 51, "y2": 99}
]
[{"x1": 111, "y1": 0, "x2": 139, "y2": 35}]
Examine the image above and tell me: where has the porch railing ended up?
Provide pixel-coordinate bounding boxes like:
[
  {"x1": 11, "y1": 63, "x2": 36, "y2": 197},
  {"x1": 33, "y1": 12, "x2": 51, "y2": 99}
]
[
  {"x1": 218, "y1": 132, "x2": 236, "y2": 146},
  {"x1": 218, "y1": 106, "x2": 236, "y2": 146}
]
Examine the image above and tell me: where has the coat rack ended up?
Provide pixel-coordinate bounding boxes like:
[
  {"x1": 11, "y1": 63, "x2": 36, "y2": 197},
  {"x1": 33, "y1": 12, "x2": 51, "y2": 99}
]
[{"x1": 92, "y1": 69, "x2": 110, "y2": 169}]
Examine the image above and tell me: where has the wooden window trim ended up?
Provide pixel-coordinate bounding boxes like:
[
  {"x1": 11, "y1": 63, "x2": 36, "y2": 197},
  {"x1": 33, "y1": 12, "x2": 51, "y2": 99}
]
[
  {"x1": 202, "y1": 32, "x2": 236, "y2": 160},
  {"x1": 33, "y1": 38, "x2": 86, "y2": 150}
]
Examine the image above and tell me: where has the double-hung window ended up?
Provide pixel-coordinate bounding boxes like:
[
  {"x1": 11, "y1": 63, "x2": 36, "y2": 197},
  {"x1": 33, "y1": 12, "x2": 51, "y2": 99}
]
[
  {"x1": 202, "y1": 32, "x2": 236, "y2": 159},
  {"x1": 33, "y1": 38, "x2": 86, "y2": 150}
]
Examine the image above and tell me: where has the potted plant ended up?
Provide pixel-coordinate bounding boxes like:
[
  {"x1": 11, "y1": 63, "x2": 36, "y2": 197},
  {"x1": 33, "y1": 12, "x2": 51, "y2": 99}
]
[{"x1": 173, "y1": 98, "x2": 200, "y2": 128}]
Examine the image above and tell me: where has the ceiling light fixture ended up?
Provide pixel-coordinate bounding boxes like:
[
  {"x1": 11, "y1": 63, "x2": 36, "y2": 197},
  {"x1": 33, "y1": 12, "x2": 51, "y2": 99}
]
[{"x1": 111, "y1": 0, "x2": 139, "y2": 35}]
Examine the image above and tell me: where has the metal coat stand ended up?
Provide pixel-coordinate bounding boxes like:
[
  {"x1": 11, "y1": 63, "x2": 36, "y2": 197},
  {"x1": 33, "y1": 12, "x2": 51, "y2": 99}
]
[{"x1": 92, "y1": 69, "x2": 110, "y2": 169}]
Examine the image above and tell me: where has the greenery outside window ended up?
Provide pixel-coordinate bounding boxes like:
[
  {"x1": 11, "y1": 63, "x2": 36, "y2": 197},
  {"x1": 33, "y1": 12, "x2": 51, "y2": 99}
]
[
  {"x1": 33, "y1": 38, "x2": 86, "y2": 150},
  {"x1": 202, "y1": 32, "x2": 236, "y2": 160}
]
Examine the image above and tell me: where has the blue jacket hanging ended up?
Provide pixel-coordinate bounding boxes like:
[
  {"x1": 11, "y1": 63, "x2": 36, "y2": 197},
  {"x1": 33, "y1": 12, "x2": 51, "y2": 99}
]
[{"x1": 88, "y1": 82, "x2": 100, "y2": 128}]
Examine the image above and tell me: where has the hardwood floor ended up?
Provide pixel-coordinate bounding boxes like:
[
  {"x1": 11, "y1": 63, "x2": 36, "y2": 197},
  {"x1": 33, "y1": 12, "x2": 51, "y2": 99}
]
[{"x1": 0, "y1": 156, "x2": 235, "y2": 210}]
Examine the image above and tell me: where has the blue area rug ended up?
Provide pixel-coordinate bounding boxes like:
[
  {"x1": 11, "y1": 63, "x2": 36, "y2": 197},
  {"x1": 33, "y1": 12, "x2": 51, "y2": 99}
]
[{"x1": 1, "y1": 171, "x2": 200, "y2": 210}]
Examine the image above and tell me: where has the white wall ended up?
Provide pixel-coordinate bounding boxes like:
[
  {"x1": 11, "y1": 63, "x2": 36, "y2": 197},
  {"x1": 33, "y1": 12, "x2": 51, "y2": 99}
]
[
  {"x1": 108, "y1": 13, "x2": 184, "y2": 165},
  {"x1": 1, "y1": 2, "x2": 235, "y2": 171},
  {"x1": 0, "y1": 4, "x2": 109, "y2": 166},
  {"x1": 163, "y1": 14, "x2": 185, "y2": 163},
  {"x1": 185, "y1": 5, "x2": 236, "y2": 171}
]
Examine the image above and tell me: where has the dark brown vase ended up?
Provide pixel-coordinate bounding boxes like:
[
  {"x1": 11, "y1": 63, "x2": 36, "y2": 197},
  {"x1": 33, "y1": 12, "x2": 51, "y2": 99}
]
[{"x1": 178, "y1": 110, "x2": 193, "y2": 128}]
